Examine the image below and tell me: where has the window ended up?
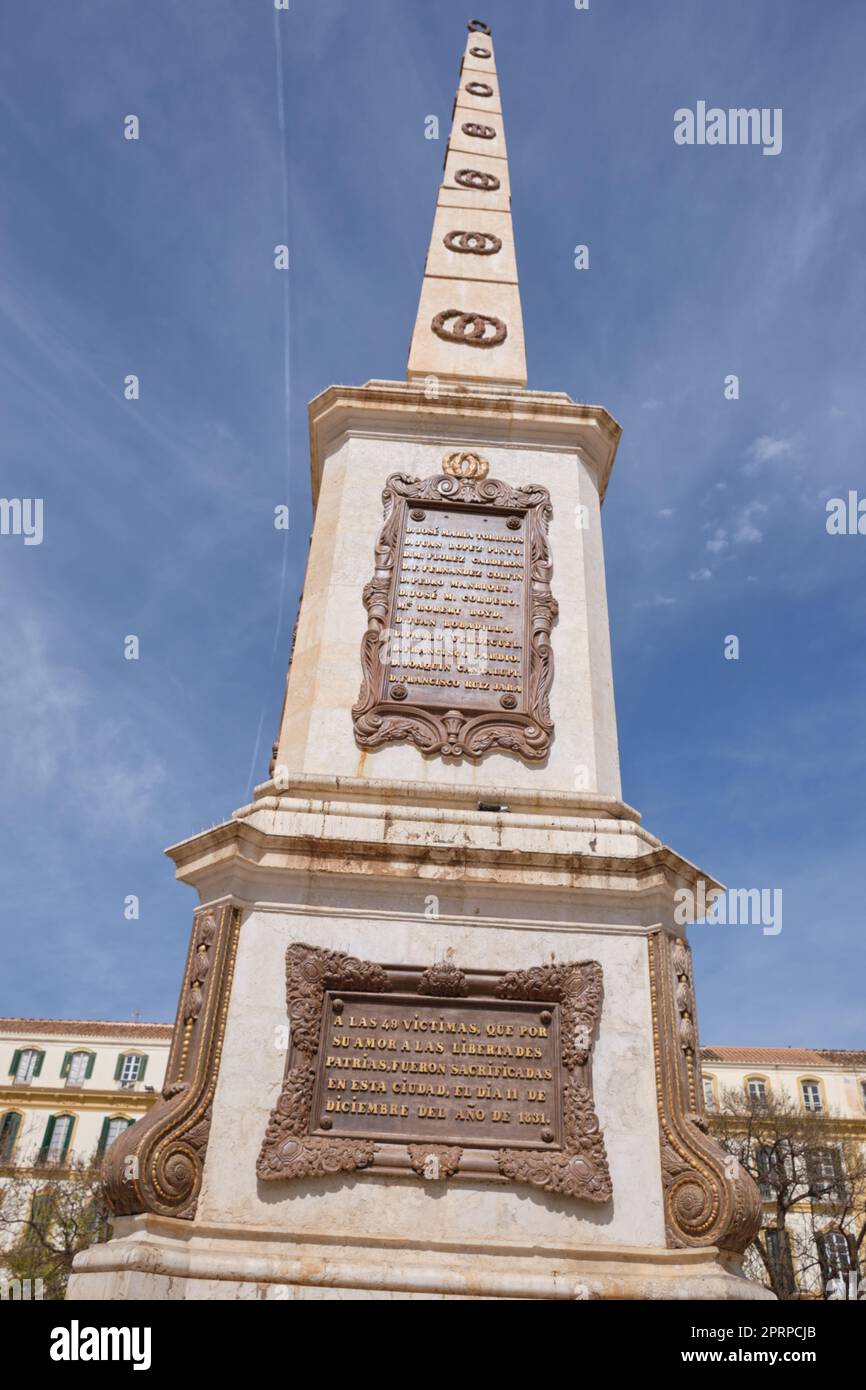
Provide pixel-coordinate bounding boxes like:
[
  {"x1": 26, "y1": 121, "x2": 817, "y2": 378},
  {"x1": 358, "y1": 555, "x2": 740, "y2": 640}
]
[
  {"x1": 62, "y1": 1051, "x2": 94, "y2": 1086},
  {"x1": 765, "y1": 1228, "x2": 795, "y2": 1296},
  {"x1": 115, "y1": 1053, "x2": 148, "y2": 1088},
  {"x1": 746, "y1": 1077, "x2": 768, "y2": 1110},
  {"x1": 0, "y1": 1112, "x2": 22, "y2": 1164},
  {"x1": 96, "y1": 1116, "x2": 134, "y2": 1157},
  {"x1": 860, "y1": 1079, "x2": 866, "y2": 1113},
  {"x1": 801, "y1": 1079, "x2": 823, "y2": 1114},
  {"x1": 39, "y1": 1114, "x2": 73, "y2": 1165},
  {"x1": 817, "y1": 1230, "x2": 852, "y2": 1280},
  {"x1": 9, "y1": 1048, "x2": 43, "y2": 1084},
  {"x1": 702, "y1": 1076, "x2": 717, "y2": 1111},
  {"x1": 806, "y1": 1148, "x2": 845, "y2": 1202},
  {"x1": 756, "y1": 1145, "x2": 774, "y2": 1200}
]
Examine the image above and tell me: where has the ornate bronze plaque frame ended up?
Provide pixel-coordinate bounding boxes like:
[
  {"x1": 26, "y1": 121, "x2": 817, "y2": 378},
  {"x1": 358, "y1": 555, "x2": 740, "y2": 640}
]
[
  {"x1": 352, "y1": 473, "x2": 557, "y2": 761},
  {"x1": 257, "y1": 945, "x2": 611, "y2": 1202}
]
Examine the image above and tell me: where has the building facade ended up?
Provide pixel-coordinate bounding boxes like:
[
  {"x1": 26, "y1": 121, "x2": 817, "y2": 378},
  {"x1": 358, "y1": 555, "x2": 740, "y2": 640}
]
[
  {"x1": 702, "y1": 1047, "x2": 866, "y2": 1298},
  {"x1": 0, "y1": 1017, "x2": 171, "y2": 1264}
]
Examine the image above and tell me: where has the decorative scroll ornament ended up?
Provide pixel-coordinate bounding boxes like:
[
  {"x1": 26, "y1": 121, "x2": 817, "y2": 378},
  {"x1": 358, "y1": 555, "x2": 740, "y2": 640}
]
[
  {"x1": 102, "y1": 904, "x2": 241, "y2": 1220},
  {"x1": 648, "y1": 931, "x2": 763, "y2": 1254},
  {"x1": 441, "y1": 450, "x2": 489, "y2": 480},
  {"x1": 468, "y1": 18, "x2": 492, "y2": 34},
  {"x1": 465, "y1": 81, "x2": 494, "y2": 98},
  {"x1": 432, "y1": 309, "x2": 506, "y2": 346},
  {"x1": 352, "y1": 472, "x2": 557, "y2": 762},
  {"x1": 258, "y1": 946, "x2": 611, "y2": 1205},
  {"x1": 469, "y1": 45, "x2": 491, "y2": 58},
  {"x1": 455, "y1": 167, "x2": 500, "y2": 190},
  {"x1": 462, "y1": 121, "x2": 496, "y2": 140},
  {"x1": 443, "y1": 230, "x2": 502, "y2": 256}
]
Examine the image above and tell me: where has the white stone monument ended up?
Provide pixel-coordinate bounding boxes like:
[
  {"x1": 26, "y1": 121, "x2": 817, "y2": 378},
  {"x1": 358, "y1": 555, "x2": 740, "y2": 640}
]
[{"x1": 69, "y1": 20, "x2": 769, "y2": 1302}]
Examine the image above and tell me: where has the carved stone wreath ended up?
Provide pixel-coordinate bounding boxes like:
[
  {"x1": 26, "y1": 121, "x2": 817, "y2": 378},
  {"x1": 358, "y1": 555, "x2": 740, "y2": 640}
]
[
  {"x1": 443, "y1": 230, "x2": 502, "y2": 256},
  {"x1": 431, "y1": 309, "x2": 506, "y2": 347},
  {"x1": 465, "y1": 81, "x2": 494, "y2": 98},
  {"x1": 455, "y1": 168, "x2": 500, "y2": 191},
  {"x1": 257, "y1": 945, "x2": 611, "y2": 1205},
  {"x1": 469, "y1": 45, "x2": 491, "y2": 58},
  {"x1": 468, "y1": 19, "x2": 492, "y2": 36},
  {"x1": 352, "y1": 473, "x2": 557, "y2": 762},
  {"x1": 462, "y1": 121, "x2": 496, "y2": 140}
]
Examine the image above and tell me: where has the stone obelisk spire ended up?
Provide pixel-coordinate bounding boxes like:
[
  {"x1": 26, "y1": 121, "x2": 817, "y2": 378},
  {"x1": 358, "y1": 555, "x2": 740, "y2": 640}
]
[{"x1": 407, "y1": 20, "x2": 526, "y2": 387}]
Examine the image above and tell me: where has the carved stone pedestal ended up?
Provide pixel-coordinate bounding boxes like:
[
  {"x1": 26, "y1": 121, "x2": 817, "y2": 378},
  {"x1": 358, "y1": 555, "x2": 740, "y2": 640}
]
[{"x1": 68, "y1": 776, "x2": 771, "y2": 1302}]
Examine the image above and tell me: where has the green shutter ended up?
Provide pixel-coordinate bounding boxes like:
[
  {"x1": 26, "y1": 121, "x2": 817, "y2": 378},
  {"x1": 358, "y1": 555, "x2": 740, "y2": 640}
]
[
  {"x1": 60, "y1": 1116, "x2": 73, "y2": 1159},
  {"x1": 0, "y1": 1112, "x2": 22, "y2": 1162},
  {"x1": 138, "y1": 1055, "x2": 148, "y2": 1082},
  {"x1": 32, "y1": 1051, "x2": 44, "y2": 1077},
  {"x1": 114, "y1": 1054, "x2": 125, "y2": 1081},
  {"x1": 85, "y1": 1053, "x2": 95, "y2": 1079},
  {"x1": 9, "y1": 1049, "x2": 21, "y2": 1077},
  {"x1": 40, "y1": 1115, "x2": 56, "y2": 1156},
  {"x1": 96, "y1": 1116, "x2": 111, "y2": 1157},
  {"x1": 60, "y1": 1051, "x2": 72, "y2": 1078}
]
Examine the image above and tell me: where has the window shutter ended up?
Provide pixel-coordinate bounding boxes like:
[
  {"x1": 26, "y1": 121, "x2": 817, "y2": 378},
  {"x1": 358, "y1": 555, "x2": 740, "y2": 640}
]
[
  {"x1": 96, "y1": 1117, "x2": 111, "y2": 1157},
  {"x1": 0, "y1": 1111, "x2": 22, "y2": 1161},
  {"x1": 60, "y1": 1052, "x2": 72, "y2": 1078},
  {"x1": 60, "y1": 1116, "x2": 73, "y2": 1159},
  {"x1": 9, "y1": 1049, "x2": 21, "y2": 1077},
  {"x1": 114, "y1": 1054, "x2": 125, "y2": 1081},
  {"x1": 33, "y1": 1051, "x2": 44, "y2": 1077},
  {"x1": 85, "y1": 1053, "x2": 95, "y2": 1080},
  {"x1": 41, "y1": 1115, "x2": 56, "y2": 1154},
  {"x1": 138, "y1": 1055, "x2": 148, "y2": 1082}
]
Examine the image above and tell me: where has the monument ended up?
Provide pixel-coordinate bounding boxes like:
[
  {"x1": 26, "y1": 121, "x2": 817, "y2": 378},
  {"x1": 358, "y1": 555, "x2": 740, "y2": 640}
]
[{"x1": 69, "y1": 20, "x2": 769, "y2": 1301}]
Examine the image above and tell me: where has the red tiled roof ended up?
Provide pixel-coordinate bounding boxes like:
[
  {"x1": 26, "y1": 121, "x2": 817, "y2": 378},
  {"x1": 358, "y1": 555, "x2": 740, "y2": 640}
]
[
  {"x1": 703, "y1": 1046, "x2": 866, "y2": 1067},
  {"x1": 0, "y1": 1018, "x2": 172, "y2": 1040}
]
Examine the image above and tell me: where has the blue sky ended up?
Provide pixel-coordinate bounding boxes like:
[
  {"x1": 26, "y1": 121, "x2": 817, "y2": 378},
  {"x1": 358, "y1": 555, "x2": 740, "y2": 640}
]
[{"x1": 0, "y1": 1, "x2": 863, "y2": 1046}]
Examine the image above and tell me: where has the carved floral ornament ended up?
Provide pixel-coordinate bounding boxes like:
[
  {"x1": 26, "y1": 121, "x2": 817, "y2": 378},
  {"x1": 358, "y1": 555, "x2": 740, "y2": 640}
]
[
  {"x1": 462, "y1": 121, "x2": 496, "y2": 140},
  {"x1": 431, "y1": 309, "x2": 506, "y2": 347},
  {"x1": 352, "y1": 471, "x2": 557, "y2": 761},
  {"x1": 257, "y1": 944, "x2": 611, "y2": 1204},
  {"x1": 455, "y1": 167, "x2": 500, "y2": 190},
  {"x1": 441, "y1": 450, "x2": 489, "y2": 480}
]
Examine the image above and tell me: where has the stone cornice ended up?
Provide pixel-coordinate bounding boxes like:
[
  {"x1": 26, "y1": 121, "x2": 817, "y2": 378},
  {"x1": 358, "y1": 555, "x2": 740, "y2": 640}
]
[
  {"x1": 0, "y1": 1086, "x2": 157, "y2": 1112},
  {"x1": 307, "y1": 379, "x2": 622, "y2": 509}
]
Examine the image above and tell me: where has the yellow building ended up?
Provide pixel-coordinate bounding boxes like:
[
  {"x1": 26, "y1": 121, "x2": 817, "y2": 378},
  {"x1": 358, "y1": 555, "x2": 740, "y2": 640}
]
[{"x1": 702, "y1": 1047, "x2": 866, "y2": 1298}]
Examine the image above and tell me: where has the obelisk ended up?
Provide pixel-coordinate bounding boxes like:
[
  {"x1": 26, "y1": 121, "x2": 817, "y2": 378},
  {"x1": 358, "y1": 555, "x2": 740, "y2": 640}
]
[{"x1": 69, "y1": 20, "x2": 769, "y2": 1301}]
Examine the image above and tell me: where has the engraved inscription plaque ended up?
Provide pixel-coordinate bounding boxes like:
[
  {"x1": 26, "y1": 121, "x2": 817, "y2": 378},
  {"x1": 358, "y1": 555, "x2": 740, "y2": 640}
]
[
  {"x1": 311, "y1": 992, "x2": 562, "y2": 1150},
  {"x1": 353, "y1": 473, "x2": 557, "y2": 760},
  {"x1": 257, "y1": 946, "x2": 612, "y2": 1203}
]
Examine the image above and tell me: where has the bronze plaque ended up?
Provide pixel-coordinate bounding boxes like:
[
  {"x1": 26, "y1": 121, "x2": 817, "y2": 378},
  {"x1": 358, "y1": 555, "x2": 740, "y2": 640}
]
[
  {"x1": 257, "y1": 947, "x2": 612, "y2": 1204},
  {"x1": 353, "y1": 473, "x2": 557, "y2": 761},
  {"x1": 310, "y1": 991, "x2": 562, "y2": 1150}
]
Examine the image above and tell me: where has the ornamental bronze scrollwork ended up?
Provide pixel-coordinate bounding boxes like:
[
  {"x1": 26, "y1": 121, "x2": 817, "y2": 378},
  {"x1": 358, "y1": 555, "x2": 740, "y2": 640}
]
[
  {"x1": 257, "y1": 945, "x2": 610, "y2": 1205},
  {"x1": 102, "y1": 903, "x2": 241, "y2": 1220},
  {"x1": 462, "y1": 121, "x2": 496, "y2": 139},
  {"x1": 443, "y1": 230, "x2": 502, "y2": 256},
  {"x1": 455, "y1": 168, "x2": 500, "y2": 190},
  {"x1": 648, "y1": 930, "x2": 763, "y2": 1254},
  {"x1": 466, "y1": 81, "x2": 494, "y2": 98},
  {"x1": 431, "y1": 309, "x2": 506, "y2": 346},
  {"x1": 352, "y1": 472, "x2": 557, "y2": 762}
]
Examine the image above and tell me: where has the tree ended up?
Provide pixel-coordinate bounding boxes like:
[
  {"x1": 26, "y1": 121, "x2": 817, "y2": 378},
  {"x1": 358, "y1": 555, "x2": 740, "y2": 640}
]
[
  {"x1": 0, "y1": 1159, "x2": 112, "y2": 1300},
  {"x1": 710, "y1": 1086, "x2": 866, "y2": 1299}
]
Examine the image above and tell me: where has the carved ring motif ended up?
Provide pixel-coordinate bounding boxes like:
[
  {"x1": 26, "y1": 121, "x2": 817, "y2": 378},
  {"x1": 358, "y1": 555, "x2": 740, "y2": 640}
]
[
  {"x1": 443, "y1": 230, "x2": 502, "y2": 256},
  {"x1": 467, "y1": 19, "x2": 492, "y2": 35},
  {"x1": 441, "y1": 451, "x2": 489, "y2": 481},
  {"x1": 455, "y1": 168, "x2": 500, "y2": 191},
  {"x1": 465, "y1": 81, "x2": 494, "y2": 97},
  {"x1": 462, "y1": 121, "x2": 496, "y2": 140},
  {"x1": 431, "y1": 309, "x2": 506, "y2": 347},
  {"x1": 470, "y1": 46, "x2": 491, "y2": 58}
]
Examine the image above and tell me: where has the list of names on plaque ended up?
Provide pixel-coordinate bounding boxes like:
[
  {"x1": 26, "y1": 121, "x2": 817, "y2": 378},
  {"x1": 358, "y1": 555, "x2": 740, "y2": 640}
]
[
  {"x1": 388, "y1": 504, "x2": 526, "y2": 710},
  {"x1": 311, "y1": 993, "x2": 561, "y2": 1150}
]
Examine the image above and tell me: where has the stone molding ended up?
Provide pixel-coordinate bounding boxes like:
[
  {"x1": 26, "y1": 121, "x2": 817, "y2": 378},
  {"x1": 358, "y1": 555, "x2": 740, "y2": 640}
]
[
  {"x1": 102, "y1": 903, "x2": 241, "y2": 1221},
  {"x1": 648, "y1": 930, "x2": 762, "y2": 1255}
]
